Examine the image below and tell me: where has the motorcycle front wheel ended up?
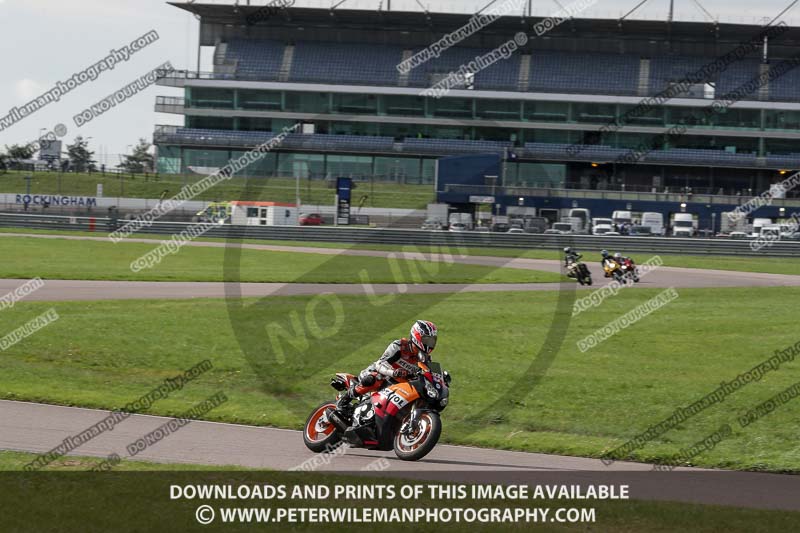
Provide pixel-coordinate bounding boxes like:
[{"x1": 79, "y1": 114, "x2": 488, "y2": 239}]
[
  {"x1": 394, "y1": 411, "x2": 442, "y2": 461},
  {"x1": 303, "y1": 401, "x2": 342, "y2": 452}
]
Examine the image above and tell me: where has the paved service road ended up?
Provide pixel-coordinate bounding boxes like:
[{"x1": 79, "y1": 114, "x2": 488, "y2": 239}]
[{"x1": 2, "y1": 400, "x2": 799, "y2": 511}]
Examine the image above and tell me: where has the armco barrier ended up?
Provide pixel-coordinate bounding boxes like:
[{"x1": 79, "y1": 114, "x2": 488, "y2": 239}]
[{"x1": 1, "y1": 212, "x2": 800, "y2": 257}]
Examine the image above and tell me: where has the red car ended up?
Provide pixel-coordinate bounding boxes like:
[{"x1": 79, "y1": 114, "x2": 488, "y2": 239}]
[{"x1": 299, "y1": 213, "x2": 324, "y2": 226}]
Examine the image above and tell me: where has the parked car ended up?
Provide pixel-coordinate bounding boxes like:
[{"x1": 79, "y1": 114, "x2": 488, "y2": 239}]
[
  {"x1": 299, "y1": 213, "x2": 324, "y2": 226},
  {"x1": 549, "y1": 222, "x2": 574, "y2": 234},
  {"x1": 421, "y1": 218, "x2": 446, "y2": 230},
  {"x1": 729, "y1": 231, "x2": 748, "y2": 239},
  {"x1": 449, "y1": 222, "x2": 468, "y2": 232},
  {"x1": 507, "y1": 227, "x2": 525, "y2": 234},
  {"x1": 492, "y1": 222, "x2": 511, "y2": 232}
]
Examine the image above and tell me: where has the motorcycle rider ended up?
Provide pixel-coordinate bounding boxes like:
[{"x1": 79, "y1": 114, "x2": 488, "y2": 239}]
[
  {"x1": 563, "y1": 247, "x2": 582, "y2": 268},
  {"x1": 335, "y1": 320, "x2": 438, "y2": 414},
  {"x1": 614, "y1": 252, "x2": 631, "y2": 264},
  {"x1": 600, "y1": 249, "x2": 613, "y2": 276}
]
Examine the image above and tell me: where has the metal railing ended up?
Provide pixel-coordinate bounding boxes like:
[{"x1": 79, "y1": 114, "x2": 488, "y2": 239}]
[{"x1": 2, "y1": 213, "x2": 798, "y2": 257}]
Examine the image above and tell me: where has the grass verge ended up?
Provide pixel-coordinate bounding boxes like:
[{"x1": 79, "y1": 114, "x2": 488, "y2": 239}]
[
  {"x1": 0, "y1": 287, "x2": 799, "y2": 471},
  {"x1": 0, "y1": 235, "x2": 558, "y2": 283},
  {"x1": 2, "y1": 227, "x2": 799, "y2": 276}
]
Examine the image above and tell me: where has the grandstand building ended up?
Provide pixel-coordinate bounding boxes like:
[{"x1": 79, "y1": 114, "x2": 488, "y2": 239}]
[{"x1": 155, "y1": 2, "x2": 800, "y2": 222}]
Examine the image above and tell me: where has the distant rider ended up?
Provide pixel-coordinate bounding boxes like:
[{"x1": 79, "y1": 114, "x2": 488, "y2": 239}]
[
  {"x1": 601, "y1": 249, "x2": 616, "y2": 277},
  {"x1": 563, "y1": 247, "x2": 582, "y2": 268},
  {"x1": 336, "y1": 320, "x2": 438, "y2": 413},
  {"x1": 614, "y1": 252, "x2": 631, "y2": 264}
]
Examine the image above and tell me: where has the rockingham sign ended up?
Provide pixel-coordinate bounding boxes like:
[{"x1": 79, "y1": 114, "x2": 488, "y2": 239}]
[{"x1": 14, "y1": 194, "x2": 97, "y2": 207}]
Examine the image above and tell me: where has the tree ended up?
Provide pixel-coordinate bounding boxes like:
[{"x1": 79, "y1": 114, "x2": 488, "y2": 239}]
[
  {"x1": 4, "y1": 143, "x2": 35, "y2": 160},
  {"x1": 118, "y1": 138, "x2": 155, "y2": 173},
  {"x1": 66, "y1": 136, "x2": 97, "y2": 172}
]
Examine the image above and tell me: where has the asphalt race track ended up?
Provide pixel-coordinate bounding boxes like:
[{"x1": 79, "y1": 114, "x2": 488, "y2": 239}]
[
  {"x1": 2, "y1": 233, "x2": 800, "y2": 300},
  {"x1": 3, "y1": 400, "x2": 800, "y2": 511},
  {"x1": 3, "y1": 233, "x2": 800, "y2": 511}
]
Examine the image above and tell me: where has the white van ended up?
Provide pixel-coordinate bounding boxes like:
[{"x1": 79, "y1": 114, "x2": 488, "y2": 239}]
[
  {"x1": 640, "y1": 212, "x2": 665, "y2": 236},
  {"x1": 751, "y1": 218, "x2": 772, "y2": 238},
  {"x1": 672, "y1": 213, "x2": 695, "y2": 237},
  {"x1": 612, "y1": 210, "x2": 632, "y2": 226},
  {"x1": 567, "y1": 208, "x2": 591, "y2": 234},
  {"x1": 592, "y1": 217, "x2": 614, "y2": 235}
]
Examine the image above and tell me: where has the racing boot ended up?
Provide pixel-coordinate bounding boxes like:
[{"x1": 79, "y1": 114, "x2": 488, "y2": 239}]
[{"x1": 335, "y1": 382, "x2": 357, "y2": 414}]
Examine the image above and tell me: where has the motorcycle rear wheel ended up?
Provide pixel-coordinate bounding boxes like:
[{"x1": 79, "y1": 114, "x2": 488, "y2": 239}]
[
  {"x1": 394, "y1": 411, "x2": 442, "y2": 461},
  {"x1": 303, "y1": 401, "x2": 342, "y2": 452}
]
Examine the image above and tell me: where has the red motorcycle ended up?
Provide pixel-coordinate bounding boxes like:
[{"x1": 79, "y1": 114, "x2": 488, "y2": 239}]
[
  {"x1": 619, "y1": 257, "x2": 640, "y2": 283},
  {"x1": 303, "y1": 359, "x2": 451, "y2": 461}
]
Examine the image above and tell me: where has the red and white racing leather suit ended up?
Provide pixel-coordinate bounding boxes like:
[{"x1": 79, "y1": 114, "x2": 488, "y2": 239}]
[{"x1": 354, "y1": 338, "x2": 420, "y2": 396}]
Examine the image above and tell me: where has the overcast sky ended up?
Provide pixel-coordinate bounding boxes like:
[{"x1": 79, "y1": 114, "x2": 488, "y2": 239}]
[{"x1": 1, "y1": 0, "x2": 798, "y2": 165}]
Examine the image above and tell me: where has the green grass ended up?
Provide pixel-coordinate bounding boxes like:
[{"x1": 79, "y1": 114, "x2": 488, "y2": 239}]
[
  {"x1": 0, "y1": 170, "x2": 434, "y2": 208},
  {"x1": 0, "y1": 450, "x2": 243, "y2": 471},
  {"x1": 2, "y1": 451, "x2": 798, "y2": 532},
  {"x1": 1, "y1": 287, "x2": 800, "y2": 472},
  {"x1": 2, "y1": 226, "x2": 800, "y2": 276},
  {"x1": 0, "y1": 235, "x2": 559, "y2": 283}
]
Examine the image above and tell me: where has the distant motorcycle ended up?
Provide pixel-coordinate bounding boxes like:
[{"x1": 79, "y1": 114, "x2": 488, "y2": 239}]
[
  {"x1": 619, "y1": 257, "x2": 640, "y2": 283},
  {"x1": 603, "y1": 258, "x2": 625, "y2": 282},
  {"x1": 303, "y1": 359, "x2": 451, "y2": 461},
  {"x1": 566, "y1": 259, "x2": 592, "y2": 285}
]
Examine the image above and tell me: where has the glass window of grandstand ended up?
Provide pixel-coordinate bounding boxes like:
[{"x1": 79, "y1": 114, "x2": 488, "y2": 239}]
[
  {"x1": 189, "y1": 88, "x2": 234, "y2": 109},
  {"x1": 374, "y1": 157, "x2": 422, "y2": 183},
  {"x1": 616, "y1": 132, "x2": 655, "y2": 150},
  {"x1": 666, "y1": 106, "x2": 712, "y2": 128},
  {"x1": 230, "y1": 151, "x2": 277, "y2": 178},
  {"x1": 765, "y1": 139, "x2": 799, "y2": 156},
  {"x1": 238, "y1": 117, "x2": 272, "y2": 132},
  {"x1": 476, "y1": 99, "x2": 520, "y2": 120},
  {"x1": 421, "y1": 159, "x2": 436, "y2": 184},
  {"x1": 572, "y1": 103, "x2": 617, "y2": 124},
  {"x1": 157, "y1": 146, "x2": 181, "y2": 174},
  {"x1": 711, "y1": 107, "x2": 760, "y2": 129},
  {"x1": 617, "y1": 104, "x2": 664, "y2": 127},
  {"x1": 330, "y1": 122, "x2": 380, "y2": 136},
  {"x1": 430, "y1": 97, "x2": 473, "y2": 118},
  {"x1": 183, "y1": 149, "x2": 232, "y2": 171},
  {"x1": 423, "y1": 125, "x2": 471, "y2": 140},
  {"x1": 670, "y1": 136, "x2": 759, "y2": 154},
  {"x1": 277, "y1": 153, "x2": 325, "y2": 179},
  {"x1": 506, "y1": 163, "x2": 565, "y2": 187},
  {"x1": 475, "y1": 127, "x2": 516, "y2": 142},
  {"x1": 764, "y1": 110, "x2": 800, "y2": 131},
  {"x1": 384, "y1": 95, "x2": 425, "y2": 116},
  {"x1": 238, "y1": 90, "x2": 281, "y2": 111},
  {"x1": 284, "y1": 92, "x2": 330, "y2": 114},
  {"x1": 379, "y1": 122, "x2": 417, "y2": 140},
  {"x1": 525, "y1": 129, "x2": 571, "y2": 144},
  {"x1": 523, "y1": 101, "x2": 568, "y2": 122},
  {"x1": 332, "y1": 94, "x2": 378, "y2": 115},
  {"x1": 326, "y1": 155, "x2": 373, "y2": 178},
  {"x1": 186, "y1": 116, "x2": 234, "y2": 130}
]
